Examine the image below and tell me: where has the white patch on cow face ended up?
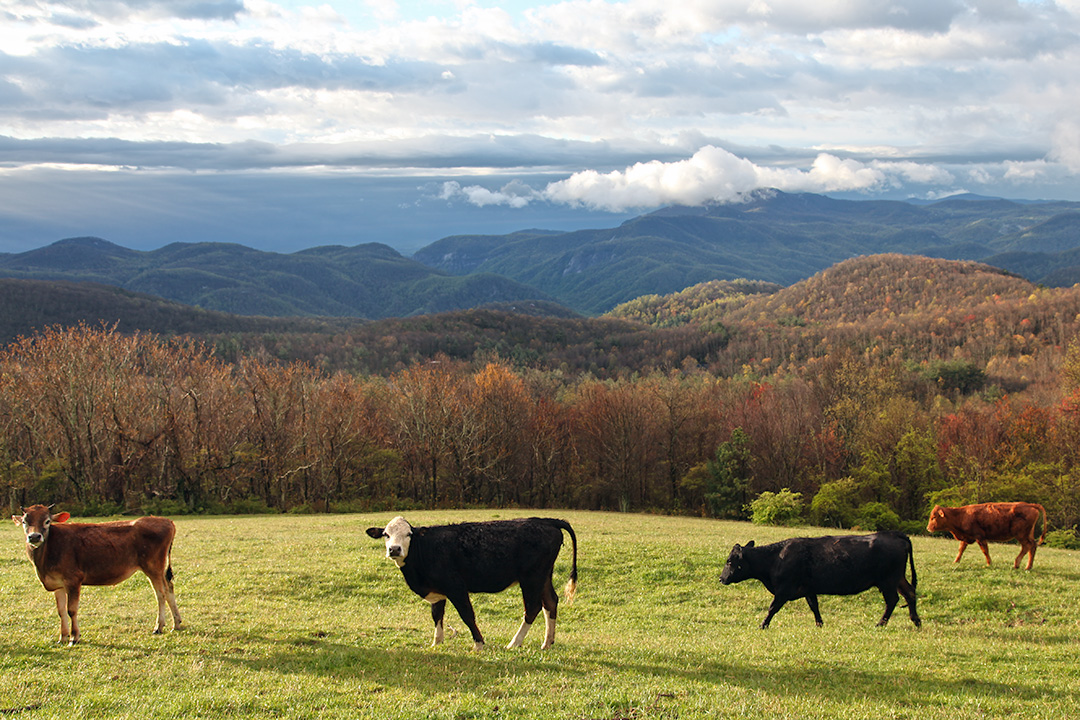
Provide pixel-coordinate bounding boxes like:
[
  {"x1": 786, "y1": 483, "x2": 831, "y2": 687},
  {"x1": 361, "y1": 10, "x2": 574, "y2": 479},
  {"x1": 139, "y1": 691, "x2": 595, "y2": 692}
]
[
  {"x1": 18, "y1": 513, "x2": 51, "y2": 549},
  {"x1": 381, "y1": 516, "x2": 413, "y2": 567}
]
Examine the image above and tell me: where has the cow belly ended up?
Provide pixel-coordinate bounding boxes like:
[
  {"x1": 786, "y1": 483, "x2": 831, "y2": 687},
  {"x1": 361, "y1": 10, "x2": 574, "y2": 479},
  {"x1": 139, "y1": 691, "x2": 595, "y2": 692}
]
[
  {"x1": 81, "y1": 566, "x2": 140, "y2": 586},
  {"x1": 806, "y1": 576, "x2": 881, "y2": 596}
]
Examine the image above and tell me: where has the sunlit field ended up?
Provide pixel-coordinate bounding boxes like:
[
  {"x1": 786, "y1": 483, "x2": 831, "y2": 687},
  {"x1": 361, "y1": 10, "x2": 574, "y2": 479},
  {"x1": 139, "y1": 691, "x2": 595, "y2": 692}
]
[{"x1": 2, "y1": 510, "x2": 1079, "y2": 719}]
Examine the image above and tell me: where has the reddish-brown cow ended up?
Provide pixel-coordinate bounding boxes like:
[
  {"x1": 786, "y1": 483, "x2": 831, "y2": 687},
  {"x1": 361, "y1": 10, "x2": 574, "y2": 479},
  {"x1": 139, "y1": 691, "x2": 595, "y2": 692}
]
[
  {"x1": 927, "y1": 502, "x2": 1047, "y2": 570},
  {"x1": 11, "y1": 505, "x2": 183, "y2": 644}
]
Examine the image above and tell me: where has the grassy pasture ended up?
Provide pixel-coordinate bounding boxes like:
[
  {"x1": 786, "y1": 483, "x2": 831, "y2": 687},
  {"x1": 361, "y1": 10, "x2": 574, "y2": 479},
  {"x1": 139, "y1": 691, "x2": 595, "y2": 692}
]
[{"x1": 2, "y1": 509, "x2": 1079, "y2": 719}]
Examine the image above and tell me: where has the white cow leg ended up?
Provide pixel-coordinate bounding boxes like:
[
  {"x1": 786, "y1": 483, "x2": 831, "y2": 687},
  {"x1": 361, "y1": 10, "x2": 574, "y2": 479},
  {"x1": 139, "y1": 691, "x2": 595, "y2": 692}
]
[
  {"x1": 541, "y1": 608, "x2": 556, "y2": 649},
  {"x1": 506, "y1": 618, "x2": 533, "y2": 648}
]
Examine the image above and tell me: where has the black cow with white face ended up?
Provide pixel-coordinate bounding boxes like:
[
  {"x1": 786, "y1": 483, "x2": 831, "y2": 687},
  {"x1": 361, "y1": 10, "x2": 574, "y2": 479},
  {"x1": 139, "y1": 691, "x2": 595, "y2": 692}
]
[
  {"x1": 366, "y1": 516, "x2": 578, "y2": 650},
  {"x1": 720, "y1": 532, "x2": 920, "y2": 629}
]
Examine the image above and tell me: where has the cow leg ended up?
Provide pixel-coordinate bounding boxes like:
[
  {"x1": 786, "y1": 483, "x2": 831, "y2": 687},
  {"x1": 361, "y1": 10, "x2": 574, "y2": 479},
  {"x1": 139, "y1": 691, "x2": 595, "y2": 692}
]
[
  {"x1": 540, "y1": 577, "x2": 559, "y2": 649},
  {"x1": 147, "y1": 573, "x2": 172, "y2": 634},
  {"x1": 954, "y1": 541, "x2": 968, "y2": 563},
  {"x1": 65, "y1": 584, "x2": 82, "y2": 645},
  {"x1": 976, "y1": 540, "x2": 992, "y2": 566},
  {"x1": 53, "y1": 588, "x2": 72, "y2": 645},
  {"x1": 1015, "y1": 541, "x2": 1036, "y2": 570},
  {"x1": 447, "y1": 592, "x2": 485, "y2": 651},
  {"x1": 898, "y1": 578, "x2": 921, "y2": 627},
  {"x1": 430, "y1": 599, "x2": 448, "y2": 646},
  {"x1": 761, "y1": 596, "x2": 788, "y2": 629},
  {"x1": 508, "y1": 582, "x2": 543, "y2": 649},
  {"x1": 164, "y1": 566, "x2": 182, "y2": 630},
  {"x1": 876, "y1": 586, "x2": 899, "y2": 627},
  {"x1": 804, "y1": 595, "x2": 824, "y2": 627}
]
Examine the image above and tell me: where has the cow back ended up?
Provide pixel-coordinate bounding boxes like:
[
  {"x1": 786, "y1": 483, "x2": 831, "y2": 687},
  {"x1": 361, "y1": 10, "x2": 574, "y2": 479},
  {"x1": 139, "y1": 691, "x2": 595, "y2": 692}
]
[
  {"x1": 406, "y1": 519, "x2": 566, "y2": 595},
  {"x1": 937, "y1": 502, "x2": 1043, "y2": 542},
  {"x1": 773, "y1": 533, "x2": 912, "y2": 596},
  {"x1": 41, "y1": 517, "x2": 175, "y2": 587}
]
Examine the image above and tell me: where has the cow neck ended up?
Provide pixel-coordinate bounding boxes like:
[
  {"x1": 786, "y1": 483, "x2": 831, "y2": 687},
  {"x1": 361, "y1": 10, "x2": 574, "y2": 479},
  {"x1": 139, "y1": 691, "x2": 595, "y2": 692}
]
[
  {"x1": 749, "y1": 542, "x2": 783, "y2": 591},
  {"x1": 396, "y1": 529, "x2": 425, "y2": 582}
]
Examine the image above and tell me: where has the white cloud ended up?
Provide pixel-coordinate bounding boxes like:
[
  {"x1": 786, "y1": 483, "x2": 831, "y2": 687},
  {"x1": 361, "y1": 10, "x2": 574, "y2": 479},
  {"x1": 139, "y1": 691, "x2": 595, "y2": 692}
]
[
  {"x1": 1050, "y1": 120, "x2": 1080, "y2": 174},
  {"x1": 541, "y1": 146, "x2": 910, "y2": 211}
]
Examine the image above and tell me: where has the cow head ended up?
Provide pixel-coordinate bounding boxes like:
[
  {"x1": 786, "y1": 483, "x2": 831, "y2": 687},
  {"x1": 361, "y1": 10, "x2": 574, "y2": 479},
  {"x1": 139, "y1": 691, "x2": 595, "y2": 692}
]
[
  {"x1": 12, "y1": 504, "x2": 70, "y2": 549},
  {"x1": 720, "y1": 541, "x2": 754, "y2": 585},
  {"x1": 366, "y1": 516, "x2": 413, "y2": 567},
  {"x1": 926, "y1": 505, "x2": 946, "y2": 533}
]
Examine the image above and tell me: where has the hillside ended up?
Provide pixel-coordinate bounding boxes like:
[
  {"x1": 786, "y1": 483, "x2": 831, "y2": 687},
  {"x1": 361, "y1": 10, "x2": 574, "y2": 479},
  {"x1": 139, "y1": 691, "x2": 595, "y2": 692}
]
[
  {"x1": 0, "y1": 278, "x2": 358, "y2": 344},
  {"x1": 0, "y1": 237, "x2": 555, "y2": 319},
  {"x1": 189, "y1": 254, "x2": 1080, "y2": 397},
  {"x1": 414, "y1": 191, "x2": 1080, "y2": 313},
  {"x1": 7, "y1": 192, "x2": 1079, "y2": 318},
  {"x1": 605, "y1": 254, "x2": 1080, "y2": 385}
]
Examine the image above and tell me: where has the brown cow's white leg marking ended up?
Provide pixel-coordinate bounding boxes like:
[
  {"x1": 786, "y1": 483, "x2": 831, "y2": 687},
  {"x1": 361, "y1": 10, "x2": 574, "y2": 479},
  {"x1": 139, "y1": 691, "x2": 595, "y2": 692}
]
[
  {"x1": 507, "y1": 619, "x2": 532, "y2": 648},
  {"x1": 542, "y1": 608, "x2": 556, "y2": 649}
]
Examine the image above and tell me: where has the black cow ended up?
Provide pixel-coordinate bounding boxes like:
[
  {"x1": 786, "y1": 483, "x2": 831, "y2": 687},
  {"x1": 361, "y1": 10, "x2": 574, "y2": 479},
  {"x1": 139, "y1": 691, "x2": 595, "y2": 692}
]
[
  {"x1": 720, "y1": 532, "x2": 920, "y2": 629},
  {"x1": 366, "y1": 516, "x2": 578, "y2": 650}
]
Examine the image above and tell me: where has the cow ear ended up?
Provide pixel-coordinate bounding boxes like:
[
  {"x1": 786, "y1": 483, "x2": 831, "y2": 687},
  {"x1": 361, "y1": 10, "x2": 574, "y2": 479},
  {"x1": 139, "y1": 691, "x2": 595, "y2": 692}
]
[
  {"x1": 10, "y1": 515, "x2": 21, "y2": 525},
  {"x1": 365, "y1": 527, "x2": 385, "y2": 539},
  {"x1": 745, "y1": 540, "x2": 755, "y2": 548},
  {"x1": 53, "y1": 512, "x2": 70, "y2": 523}
]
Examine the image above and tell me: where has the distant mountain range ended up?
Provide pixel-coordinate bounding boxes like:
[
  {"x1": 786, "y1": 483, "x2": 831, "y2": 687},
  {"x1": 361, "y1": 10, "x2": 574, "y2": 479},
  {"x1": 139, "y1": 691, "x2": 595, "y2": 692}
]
[
  {"x1": 0, "y1": 237, "x2": 553, "y2": 319},
  {"x1": 414, "y1": 191, "x2": 1080, "y2": 313},
  {"x1": 2, "y1": 191, "x2": 1079, "y2": 319}
]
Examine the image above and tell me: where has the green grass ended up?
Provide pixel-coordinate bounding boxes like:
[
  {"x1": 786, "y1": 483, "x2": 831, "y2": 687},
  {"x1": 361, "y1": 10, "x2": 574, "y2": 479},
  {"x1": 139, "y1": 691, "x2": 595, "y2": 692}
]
[{"x1": 3, "y1": 510, "x2": 1079, "y2": 719}]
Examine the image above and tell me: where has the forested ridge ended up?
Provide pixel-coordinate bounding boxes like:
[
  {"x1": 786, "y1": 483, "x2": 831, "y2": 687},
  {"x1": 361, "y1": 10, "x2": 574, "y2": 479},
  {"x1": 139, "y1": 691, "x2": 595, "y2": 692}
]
[{"x1": 4, "y1": 254, "x2": 1080, "y2": 540}]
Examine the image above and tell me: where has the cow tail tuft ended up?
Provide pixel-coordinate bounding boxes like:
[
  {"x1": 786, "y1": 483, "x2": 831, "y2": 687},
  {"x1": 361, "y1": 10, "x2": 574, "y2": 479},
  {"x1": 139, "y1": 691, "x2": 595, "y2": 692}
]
[
  {"x1": 1037, "y1": 505, "x2": 1048, "y2": 545},
  {"x1": 553, "y1": 519, "x2": 578, "y2": 605}
]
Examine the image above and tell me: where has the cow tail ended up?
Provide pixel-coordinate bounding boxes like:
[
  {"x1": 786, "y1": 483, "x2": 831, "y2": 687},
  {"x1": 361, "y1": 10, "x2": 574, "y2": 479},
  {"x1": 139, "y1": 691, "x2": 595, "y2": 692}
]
[
  {"x1": 1036, "y1": 505, "x2": 1048, "y2": 546},
  {"x1": 907, "y1": 535, "x2": 917, "y2": 592},
  {"x1": 550, "y1": 519, "x2": 578, "y2": 604}
]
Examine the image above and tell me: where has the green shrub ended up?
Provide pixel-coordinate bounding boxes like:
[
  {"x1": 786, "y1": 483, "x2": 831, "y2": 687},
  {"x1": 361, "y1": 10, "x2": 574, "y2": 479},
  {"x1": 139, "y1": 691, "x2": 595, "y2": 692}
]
[
  {"x1": 749, "y1": 488, "x2": 804, "y2": 526},
  {"x1": 810, "y1": 478, "x2": 860, "y2": 528},
  {"x1": 855, "y1": 502, "x2": 901, "y2": 531},
  {"x1": 1044, "y1": 527, "x2": 1080, "y2": 550}
]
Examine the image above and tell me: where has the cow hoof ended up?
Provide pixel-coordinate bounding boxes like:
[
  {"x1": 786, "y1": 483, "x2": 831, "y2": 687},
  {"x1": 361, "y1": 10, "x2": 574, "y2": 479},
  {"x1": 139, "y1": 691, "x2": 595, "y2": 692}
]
[{"x1": 472, "y1": 642, "x2": 485, "y2": 652}]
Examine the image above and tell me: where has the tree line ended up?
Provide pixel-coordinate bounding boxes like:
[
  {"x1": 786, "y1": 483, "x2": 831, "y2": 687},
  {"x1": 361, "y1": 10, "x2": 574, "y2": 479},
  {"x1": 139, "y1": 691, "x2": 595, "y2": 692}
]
[{"x1": 4, "y1": 323, "x2": 1080, "y2": 536}]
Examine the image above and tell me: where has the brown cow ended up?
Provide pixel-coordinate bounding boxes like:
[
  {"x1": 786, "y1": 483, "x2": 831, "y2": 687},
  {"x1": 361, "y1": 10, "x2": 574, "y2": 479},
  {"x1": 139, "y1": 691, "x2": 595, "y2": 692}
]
[
  {"x1": 11, "y1": 505, "x2": 183, "y2": 644},
  {"x1": 927, "y1": 502, "x2": 1047, "y2": 570}
]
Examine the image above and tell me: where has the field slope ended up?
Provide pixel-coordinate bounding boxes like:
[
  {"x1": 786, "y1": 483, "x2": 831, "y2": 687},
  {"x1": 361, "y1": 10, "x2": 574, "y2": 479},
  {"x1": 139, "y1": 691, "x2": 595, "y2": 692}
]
[{"x1": 2, "y1": 510, "x2": 1078, "y2": 719}]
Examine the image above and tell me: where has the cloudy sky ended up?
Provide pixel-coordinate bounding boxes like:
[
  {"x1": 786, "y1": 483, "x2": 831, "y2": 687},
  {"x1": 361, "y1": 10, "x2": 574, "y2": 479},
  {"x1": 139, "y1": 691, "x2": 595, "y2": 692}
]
[{"x1": 2, "y1": 0, "x2": 1079, "y2": 254}]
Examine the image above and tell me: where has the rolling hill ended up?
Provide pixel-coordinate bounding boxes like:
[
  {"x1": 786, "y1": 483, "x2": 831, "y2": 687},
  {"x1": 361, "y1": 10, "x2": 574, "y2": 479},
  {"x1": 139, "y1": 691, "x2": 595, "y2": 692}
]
[
  {"x1": 414, "y1": 191, "x2": 1080, "y2": 313},
  {"x1": 0, "y1": 278, "x2": 360, "y2": 345},
  {"x1": 0, "y1": 237, "x2": 556, "y2": 319},
  {"x1": 4, "y1": 191, "x2": 1079, "y2": 319}
]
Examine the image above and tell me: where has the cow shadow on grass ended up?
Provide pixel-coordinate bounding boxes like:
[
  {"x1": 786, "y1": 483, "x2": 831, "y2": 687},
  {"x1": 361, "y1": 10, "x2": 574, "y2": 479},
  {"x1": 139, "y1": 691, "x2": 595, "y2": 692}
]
[
  {"x1": 568, "y1": 645, "x2": 1069, "y2": 709},
  {"x1": 192, "y1": 626, "x2": 1074, "y2": 713}
]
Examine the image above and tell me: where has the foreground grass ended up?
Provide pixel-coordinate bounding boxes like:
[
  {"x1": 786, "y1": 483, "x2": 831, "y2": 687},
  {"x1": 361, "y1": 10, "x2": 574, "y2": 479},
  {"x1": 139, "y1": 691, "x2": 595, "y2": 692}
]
[{"x1": 2, "y1": 510, "x2": 1079, "y2": 719}]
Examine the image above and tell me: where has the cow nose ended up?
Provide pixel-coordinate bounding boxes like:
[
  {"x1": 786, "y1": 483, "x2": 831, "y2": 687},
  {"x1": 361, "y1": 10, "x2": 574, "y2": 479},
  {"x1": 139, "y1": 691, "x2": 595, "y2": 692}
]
[
  {"x1": 388, "y1": 545, "x2": 402, "y2": 557},
  {"x1": 27, "y1": 532, "x2": 43, "y2": 545}
]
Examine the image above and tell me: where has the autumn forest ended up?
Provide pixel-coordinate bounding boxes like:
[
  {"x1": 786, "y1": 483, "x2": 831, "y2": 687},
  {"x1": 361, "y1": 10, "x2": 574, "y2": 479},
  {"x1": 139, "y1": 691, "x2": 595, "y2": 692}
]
[{"x1": 4, "y1": 254, "x2": 1080, "y2": 540}]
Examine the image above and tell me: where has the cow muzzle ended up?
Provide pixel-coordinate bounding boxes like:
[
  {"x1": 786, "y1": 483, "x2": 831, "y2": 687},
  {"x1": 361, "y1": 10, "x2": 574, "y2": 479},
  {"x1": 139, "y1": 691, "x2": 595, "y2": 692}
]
[
  {"x1": 26, "y1": 532, "x2": 44, "y2": 548},
  {"x1": 388, "y1": 545, "x2": 403, "y2": 558}
]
